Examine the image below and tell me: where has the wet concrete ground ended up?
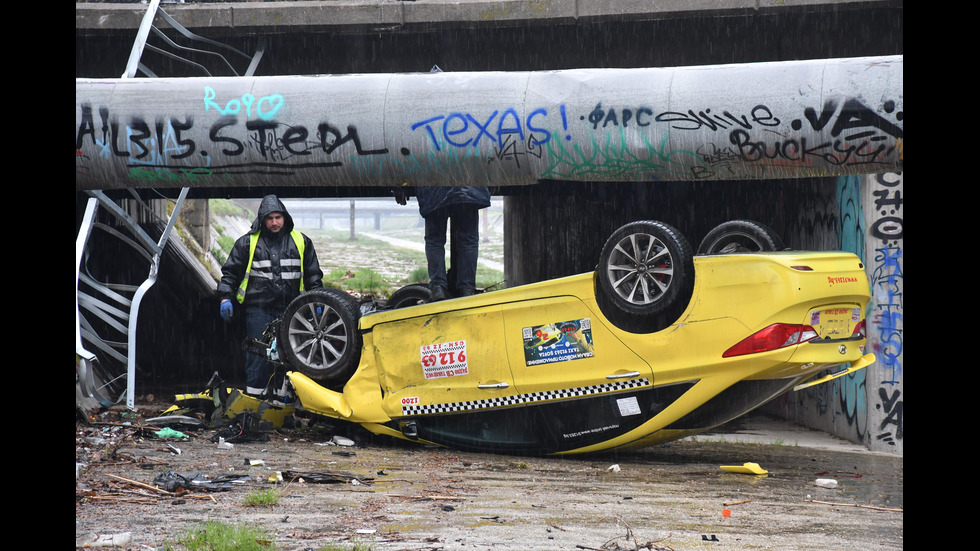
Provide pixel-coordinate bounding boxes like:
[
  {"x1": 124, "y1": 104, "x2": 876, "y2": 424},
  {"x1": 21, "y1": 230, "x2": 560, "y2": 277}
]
[{"x1": 76, "y1": 411, "x2": 902, "y2": 550}]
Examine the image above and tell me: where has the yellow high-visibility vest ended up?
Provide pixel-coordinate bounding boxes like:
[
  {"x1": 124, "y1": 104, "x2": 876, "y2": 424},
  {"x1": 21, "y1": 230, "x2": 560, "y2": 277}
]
[{"x1": 235, "y1": 229, "x2": 306, "y2": 304}]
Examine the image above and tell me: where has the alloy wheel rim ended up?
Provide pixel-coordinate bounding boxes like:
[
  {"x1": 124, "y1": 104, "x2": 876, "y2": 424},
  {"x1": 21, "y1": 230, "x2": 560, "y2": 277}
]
[{"x1": 605, "y1": 232, "x2": 674, "y2": 306}]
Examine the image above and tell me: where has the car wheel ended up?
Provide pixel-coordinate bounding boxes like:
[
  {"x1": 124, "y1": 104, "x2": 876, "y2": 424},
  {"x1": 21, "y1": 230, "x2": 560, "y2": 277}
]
[
  {"x1": 596, "y1": 220, "x2": 694, "y2": 332},
  {"x1": 697, "y1": 220, "x2": 784, "y2": 255},
  {"x1": 278, "y1": 288, "x2": 362, "y2": 386},
  {"x1": 387, "y1": 283, "x2": 432, "y2": 309}
]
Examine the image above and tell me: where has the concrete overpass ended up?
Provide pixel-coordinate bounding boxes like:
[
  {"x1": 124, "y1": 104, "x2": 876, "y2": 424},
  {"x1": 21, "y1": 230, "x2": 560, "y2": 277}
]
[
  {"x1": 75, "y1": 1, "x2": 903, "y2": 453},
  {"x1": 77, "y1": 0, "x2": 903, "y2": 197}
]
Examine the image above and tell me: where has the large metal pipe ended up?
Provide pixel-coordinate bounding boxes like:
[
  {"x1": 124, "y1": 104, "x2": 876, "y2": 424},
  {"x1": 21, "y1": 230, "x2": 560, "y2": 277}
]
[{"x1": 75, "y1": 55, "x2": 902, "y2": 191}]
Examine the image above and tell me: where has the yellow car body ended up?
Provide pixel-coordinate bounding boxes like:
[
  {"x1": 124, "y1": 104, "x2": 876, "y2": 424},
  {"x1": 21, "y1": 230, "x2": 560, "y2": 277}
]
[{"x1": 287, "y1": 249, "x2": 873, "y2": 455}]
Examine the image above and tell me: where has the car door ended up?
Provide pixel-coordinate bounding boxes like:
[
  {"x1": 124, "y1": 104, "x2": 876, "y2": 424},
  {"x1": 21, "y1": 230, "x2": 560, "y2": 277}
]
[
  {"x1": 502, "y1": 296, "x2": 653, "y2": 394},
  {"x1": 370, "y1": 303, "x2": 518, "y2": 422},
  {"x1": 500, "y1": 295, "x2": 660, "y2": 451}
]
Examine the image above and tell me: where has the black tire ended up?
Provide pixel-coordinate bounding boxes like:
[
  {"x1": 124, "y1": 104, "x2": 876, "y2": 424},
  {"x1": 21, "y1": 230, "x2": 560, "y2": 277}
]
[
  {"x1": 387, "y1": 283, "x2": 432, "y2": 309},
  {"x1": 596, "y1": 221, "x2": 694, "y2": 332},
  {"x1": 697, "y1": 220, "x2": 784, "y2": 255},
  {"x1": 278, "y1": 289, "x2": 362, "y2": 386}
]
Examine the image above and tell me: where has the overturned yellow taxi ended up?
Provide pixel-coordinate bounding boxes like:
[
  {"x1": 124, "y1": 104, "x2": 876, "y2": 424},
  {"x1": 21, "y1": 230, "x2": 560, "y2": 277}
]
[{"x1": 273, "y1": 219, "x2": 874, "y2": 455}]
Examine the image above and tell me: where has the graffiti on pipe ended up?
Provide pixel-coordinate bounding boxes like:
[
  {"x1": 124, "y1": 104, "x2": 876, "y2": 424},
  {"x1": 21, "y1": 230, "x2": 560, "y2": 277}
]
[{"x1": 75, "y1": 80, "x2": 903, "y2": 188}]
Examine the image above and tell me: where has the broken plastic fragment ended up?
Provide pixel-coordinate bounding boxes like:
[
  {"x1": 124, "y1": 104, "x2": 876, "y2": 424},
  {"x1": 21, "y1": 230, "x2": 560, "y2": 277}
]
[
  {"x1": 85, "y1": 532, "x2": 133, "y2": 547},
  {"x1": 814, "y1": 478, "x2": 838, "y2": 488},
  {"x1": 720, "y1": 462, "x2": 768, "y2": 475},
  {"x1": 154, "y1": 427, "x2": 188, "y2": 439}
]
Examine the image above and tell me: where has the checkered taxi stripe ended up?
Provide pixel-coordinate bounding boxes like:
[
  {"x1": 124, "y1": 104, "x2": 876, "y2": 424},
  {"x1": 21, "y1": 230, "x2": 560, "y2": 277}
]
[{"x1": 401, "y1": 377, "x2": 651, "y2": 416}]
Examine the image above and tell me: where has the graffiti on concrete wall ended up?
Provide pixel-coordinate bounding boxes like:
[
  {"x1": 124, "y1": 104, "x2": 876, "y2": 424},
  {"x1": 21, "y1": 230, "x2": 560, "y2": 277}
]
[
  {"x1": 867, "y1": 172, "x2": 903, "y2": 449},
  {"x1": 760, "y1": 173, "x2": 903, "y2": 454},
  {"x1": 75, "y1": 57, "x2": 903, "y2": 191},
  {"x1": 830, "y1": 175, "x2": 869, "y2": 439},
  {"x1": 812, "y1": 172, "x2": 903, "y2": 452}
]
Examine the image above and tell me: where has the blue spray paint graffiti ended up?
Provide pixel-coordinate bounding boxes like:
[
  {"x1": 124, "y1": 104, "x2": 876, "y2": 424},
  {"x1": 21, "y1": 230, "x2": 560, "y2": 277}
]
[
  {"x1": 203, "y1": 87, "x2": 284, "y2": 120},
  {"x1": 868, "y1": 172, "x2": 903, "y2": 447}
]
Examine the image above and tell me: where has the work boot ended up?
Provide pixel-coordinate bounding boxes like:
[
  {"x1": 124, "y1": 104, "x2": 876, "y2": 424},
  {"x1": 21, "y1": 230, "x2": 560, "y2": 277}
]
[
  {"x1": 430, "y1": 287, "x2": 448, "y2": 301},
  {"x1": 457, "y1": 288, "x2": 477, "y2": 297}
]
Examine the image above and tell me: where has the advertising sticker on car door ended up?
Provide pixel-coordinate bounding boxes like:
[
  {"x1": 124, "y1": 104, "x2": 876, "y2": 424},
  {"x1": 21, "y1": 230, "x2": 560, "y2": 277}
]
[
  {"x1": 420, "y1": 340, "x2": 469, "y2": 379},
  {"x1": 523, "y1": 318, "x2": 595, "y2": 366}
]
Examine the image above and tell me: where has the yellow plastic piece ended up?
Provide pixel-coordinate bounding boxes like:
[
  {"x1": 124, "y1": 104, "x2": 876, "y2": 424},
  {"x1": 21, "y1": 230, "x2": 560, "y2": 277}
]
[{"x1": 720, "y1": 462, "x2": 768, "y2": 475}]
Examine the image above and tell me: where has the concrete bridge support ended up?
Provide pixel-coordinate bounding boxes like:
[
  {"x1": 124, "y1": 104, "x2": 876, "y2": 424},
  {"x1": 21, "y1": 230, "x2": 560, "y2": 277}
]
[{"x1": 180, "y1": 199, "x2": 210, "y2": 251}]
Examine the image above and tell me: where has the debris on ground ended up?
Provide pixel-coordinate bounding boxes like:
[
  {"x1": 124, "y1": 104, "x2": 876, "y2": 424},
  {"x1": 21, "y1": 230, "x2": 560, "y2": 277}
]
[
  {"x1": 144, "y1": 415, "x2": 204, "y2": 430},
  {"x1": 574, "y1": 518, "x2": 675, "y2": 550},
  {"x1": 720, "y1": 461, "x2": 768, "y2": 475},
  {"x1": 153, "y1": 470, "x2": 252, "y2": 492},
  {"x1": 280, "y1": 470, "x2": 374, "y2": 485},
  {"x1": 77, "y1": 532, "x2": 133, "y2": 548},
  {"x1": 804, "y1": 499, "x2": 903, "y2": 513},
  {"x1": 77, "y1": 402, "x2": 903, "y2": 550},
  {"x1": 814, "y1": 478, "x2": 838, "y2": 488},
  {"x1": 154, "y1": 427, "x2": 188, "y2": 439}
]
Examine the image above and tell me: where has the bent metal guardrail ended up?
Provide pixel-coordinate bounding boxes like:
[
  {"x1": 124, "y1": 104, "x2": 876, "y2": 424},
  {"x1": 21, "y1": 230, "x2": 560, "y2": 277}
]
[{"x1": 75, "y1": 55, "x2": 903, "y2": 192}]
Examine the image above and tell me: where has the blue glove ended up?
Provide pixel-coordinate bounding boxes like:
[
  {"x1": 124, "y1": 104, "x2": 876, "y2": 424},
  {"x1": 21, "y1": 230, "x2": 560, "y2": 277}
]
[{"x1": 220, "y1": 300, "x2": 233, "y2": 321}]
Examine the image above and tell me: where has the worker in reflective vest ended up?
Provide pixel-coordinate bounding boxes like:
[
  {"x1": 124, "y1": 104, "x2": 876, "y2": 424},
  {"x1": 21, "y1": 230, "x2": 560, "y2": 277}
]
[{"x1": 218, "y1": 195, "x2": 324, "y2": 397}]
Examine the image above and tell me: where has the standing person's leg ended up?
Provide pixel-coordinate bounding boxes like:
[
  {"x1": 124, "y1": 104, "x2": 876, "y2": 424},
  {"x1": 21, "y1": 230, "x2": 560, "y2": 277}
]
[
  {"x1": 449, "y1": 205, "x2": 480, "y2": 296},
  {"x1": 243, "y1": 305, "x2": 277, "y2": 396},
  {"x1": 423, "y1": 209, "x2": 450, "y2": 301}
]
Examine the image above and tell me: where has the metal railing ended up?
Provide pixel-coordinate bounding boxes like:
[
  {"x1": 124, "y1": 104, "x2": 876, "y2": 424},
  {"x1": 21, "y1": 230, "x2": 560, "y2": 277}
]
[
  {"x1": 76, "y1": 189, "x2": 188, "y2": 410},
  {"x1": 76, "y1": 0, "x2": 265, "y2": 410}
]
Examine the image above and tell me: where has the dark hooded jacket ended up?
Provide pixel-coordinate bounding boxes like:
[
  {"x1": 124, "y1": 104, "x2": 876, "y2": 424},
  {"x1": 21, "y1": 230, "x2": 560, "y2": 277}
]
[
  {"x1": 414, "y1": 186, "x2": 491, "y2": 218},
  {"x1": 217, "y1": 195, "x2": 323, "y2": 309}
]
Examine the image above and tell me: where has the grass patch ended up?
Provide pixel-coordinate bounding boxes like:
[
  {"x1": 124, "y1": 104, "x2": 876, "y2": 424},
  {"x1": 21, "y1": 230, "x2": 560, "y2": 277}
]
[
  {"x1": 243, "y1": 488, "x2": 282, "y2": 507},
  {"x1": 475, "y1": 265, "x2": 505, "y2": 290},
  {"x1": 328, "y1": 267, "x2": 393, "y2": 296},
  {"x1": 168, "y1": 520, "x2": 276, "y2": 551},
  {"x1": 209, "y1": 198, "x2": 251, "y2": 217},
  {"x1": 406, "y1": 266, "x2": 428, "y2": 284}
]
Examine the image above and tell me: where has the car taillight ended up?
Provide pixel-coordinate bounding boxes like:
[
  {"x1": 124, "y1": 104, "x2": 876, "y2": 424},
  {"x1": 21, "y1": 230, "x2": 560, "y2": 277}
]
[{"x1": 723, "y1": 323, "x2": 819, "y2": 358}]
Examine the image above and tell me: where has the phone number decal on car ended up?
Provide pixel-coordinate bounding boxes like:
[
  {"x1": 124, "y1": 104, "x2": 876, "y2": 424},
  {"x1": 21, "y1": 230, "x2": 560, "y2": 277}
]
[
  {"x1": 523, "y1": 318, "x2": 595, "y2": 366},
  {"x1": 420, "y1": 340, "x2": 469, "y2": 379}
]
